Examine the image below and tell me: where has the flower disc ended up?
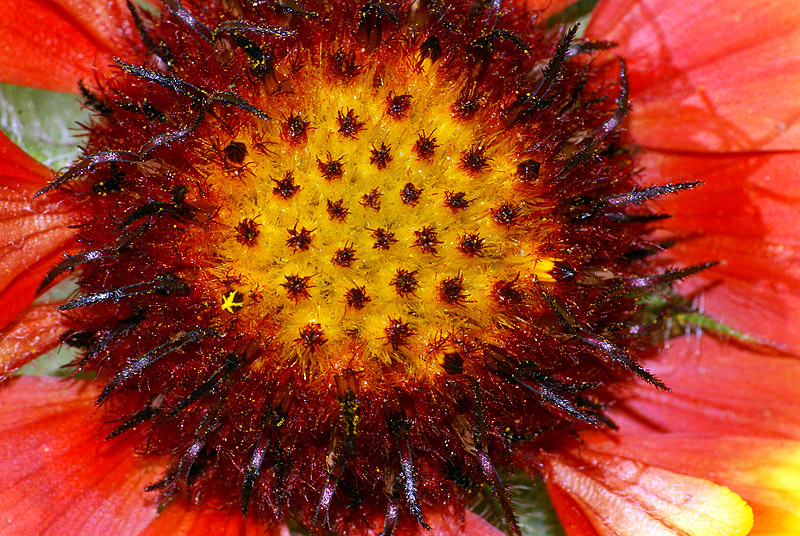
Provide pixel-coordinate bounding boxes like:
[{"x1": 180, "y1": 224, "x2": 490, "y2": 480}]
[{"x1": 47, "y1": 1, "x2": 695, "y2": 533}]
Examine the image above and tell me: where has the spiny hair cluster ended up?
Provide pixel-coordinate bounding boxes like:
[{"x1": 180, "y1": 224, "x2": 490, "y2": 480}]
[{"x1": 40, "y1": 1, "x2": 706, "y2": 534}]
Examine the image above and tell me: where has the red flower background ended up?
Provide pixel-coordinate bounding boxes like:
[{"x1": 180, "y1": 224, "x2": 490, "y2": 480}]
[{"x1": 0, "y1": 0, "x2": 798, "y2": 535}]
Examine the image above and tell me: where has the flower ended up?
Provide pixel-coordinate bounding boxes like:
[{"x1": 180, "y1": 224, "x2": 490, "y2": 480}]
[{"x1": 1, "y1": 1, "x2": 799, "y2": 536}]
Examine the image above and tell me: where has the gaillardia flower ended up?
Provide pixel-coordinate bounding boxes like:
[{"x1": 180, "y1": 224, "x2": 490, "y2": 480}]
[{"x1": 0, "y1": 1, "x2": 798, "y2": 535}]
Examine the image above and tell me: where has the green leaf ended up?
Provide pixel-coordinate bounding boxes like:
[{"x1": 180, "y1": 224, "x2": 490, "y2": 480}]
[{"x1": 0, "y1": 82, "x2": 87, "y2": 169}]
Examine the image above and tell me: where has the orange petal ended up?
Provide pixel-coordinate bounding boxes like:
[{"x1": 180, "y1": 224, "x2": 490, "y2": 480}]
[
  {"x1": 137, "y1": 500, "x2": 279, "y2": 536},
  {"x1": 545, "y1": 483, "x2": 600, "y2": 536},
  {"x1": 587, "y1": 0, "x2": 800, "y2": 152},
  {"x1": 0, "y1": 0, "x2": 136, "y2": 92},
  {"x1": 582, "y1": 434, "x2": 800, "y2": 535},
  {"x1": 637, "y1": 150, "x2": 800, "y2": 352},
  {"x1": 541, "y1": 447, "x2": 754, "y2": 535},
  {"x1": 614, "y1": 337, "x2": 800, "y2": 439},
  {"x1": 0, "y1": 376, "x2": 164, "y2": 536},
  {"x1": 0, "y1": 304, "x2": 72, "y2": 378}
]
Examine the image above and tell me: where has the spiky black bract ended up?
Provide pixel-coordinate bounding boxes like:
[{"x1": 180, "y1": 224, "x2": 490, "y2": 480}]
[{"x1": 44, "y1": 1, "x2": 706, "y2": 534}]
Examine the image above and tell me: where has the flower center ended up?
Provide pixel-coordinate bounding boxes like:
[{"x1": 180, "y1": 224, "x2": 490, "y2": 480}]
[{"x1": 202, "y1": 48, "x2": 563, "y2": 379}]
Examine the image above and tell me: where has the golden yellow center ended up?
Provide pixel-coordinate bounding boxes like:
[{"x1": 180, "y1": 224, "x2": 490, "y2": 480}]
[{"x1": 199, "y1": 51, "x2": 559, "y2": 380}]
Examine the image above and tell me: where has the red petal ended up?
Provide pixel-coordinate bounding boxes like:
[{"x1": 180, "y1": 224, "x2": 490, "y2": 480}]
[
  {"x1": 523, "y1": 0, "x2": 579, "y2": 19},
  {"x1": 0, "y1": 376, "x2": 164, "y2": 536},
  {"x1": 0, "y1": 0, "x2": 136, "y2": 92},
  {"x1": 0, "y1": 130, "x2": 52, "y2": 188},
  {"x1": 587, "y1": 0, "x2": 800, "y2": 152},
  {"x1": 137, "y1": 500, "x2": 277, "y2": 536},
  {"x1": 426, "y1": 510, "x2": 506, "y2": 536},
  {"x1": 0, "y1": 304, "x2": 72, "y2": 378},
  {"x1": 637, "y1": 150, "x2": 800, "y2": 352},
  {"x1": 582, "y1": 434, "x2": 800, "y2": 535},
  {"x1": 614, "y1": 337, "x2": 800, "y2": 439},
  {"x1": 0, "y1": 184, "x2": 76, "y2": 332},
  {"x1": 541, "y1": 448, "x2": 754, "y2": 535},
  {"x1": 357, "y1": 507, "x2": 507, "y2": 536},
  {"x1": 0, "y1": 133, "x2": 75, "y2": 332}
]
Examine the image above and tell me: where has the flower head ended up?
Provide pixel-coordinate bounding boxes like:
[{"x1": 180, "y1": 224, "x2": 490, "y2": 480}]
[{"x1": 0, "y1": 1, "x2": 799, "y2": 535}]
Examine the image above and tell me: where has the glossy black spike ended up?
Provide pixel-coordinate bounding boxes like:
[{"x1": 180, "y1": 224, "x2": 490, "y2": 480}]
[
  {"x1": 116, "y1": 185, "x2": 196, "y2": 230},
  {"x1": 514, "y1": 377, "x2": 604, "y2": 426},
  {"x1": 116, "y1": 59, "x2": 204, "y2": 97},
  {"x1": 535, "y1": 282, "x2": 667, "y2": 389},
  {"x1": 229, "y1": 33, "x2": 275, "y2": 79},
  {"x1": 566, "y1": 39, "x2": 616, "y2": 58},
  {"x1": 605, "y1": 212, "x2": 671, "y2": 223},
  {"x1": 207, "y1": 90, "x2": 270, "y2": 120},
  {"x1": 622, "y1": 241, "x2": 675, "y2": 262},
  {"x1": 388, "y1": 416, "x2": 430, "y2": 530},
  {"x1": 116, "y1": 60, "x2": 269, "y2": 119},
  {"x1": 143, "y1": 100, "x2": 167, "y2": 122},
  {"x1": 602, "y1": 181, "x2": 702, "y2": 207},
  {"x1": 177, "y1": 437, "x2": 206, "y2": 489},
  {"x1": 510, "y1": 24, "x2": 577, "y2": 115},
  {"x1": 241, "y1": 409, "x2": 284, "y2": 516},
  {"x1": 399, "y1": 439, "x2": 429, "y2": 529},
  {"x1": 471, "y1": 386, "x2": 521, "y2": 536},
  {"x1": 574, "y1": 330, "x2": 668, "y2": 390},
  {"x1": 127, "y1": 1, "x2": 174, "y2": 67},
  {"x1": 241, "y1": 429, "x2": 270, "y2": 517},
  {"x1": 487, "y1": 347, "x2": 603, "y2": 425},
  {"x1": 139, "y1": 107, "x2": 206, "y2": 154},
  {"x1": 76, "y1": 314, "x2": 144, "y2": 368},
  {"x1": 58, "y1": 274, "x2": 188, "y2": 311},
  {"x1": 314, "y1": 445, "x2": 345, "y2": 529},
  {"x1": 143, "y1": 475, "x2": 172, "y2": 492},
  {"x1": 96, "y1": 328, "x2": 209, "y2": 405},
  {"x1": 113, "y1": 98, "x2": 165, "y2": 122},
  {"x1": 557, "y1": 58, "x2": 629, "y2": 179},
  {"x1": 78, "y1": 80, "x2": 112, "y2": 116},
  {"x1": 543, "y1": 24, "x2": 580, "y2": 82},
  {"x1": 213, "y1": 19, "x2": 295, "y2": 40},
  {"x1": 176, "y1": 407, "x2": 224, "y2": 490},
  {"x1": 418, "y1": 35, "x2": 441, "y2": 64},
  {"x1": 379, "y1": 494, "x2": 401, "y2": 536},
  {"x1": 468, "y1": 28, "x2": 530, "y2": 63},
  {"x1": 622, "y1": 262, "x2": 718, "y2": 288},
  {"x1": 106, "y1": 404, "x2": 159, "y2": 439},
  {"x1": 162, "y1": 0, "x2": 214, "y2": 41},
  {"x1": 358, "y1": 1, "x2": 400, "y2": 46},
  {"x1": 38, "y1": 248, "x2": 115, "y2": 293},
  {"x1": 60, "y1": 330, "x2": 94, "y2": 349},
  {"x1": 166, "y1": 357, "x2": 239, "y2": 419},
  {"x1": 536, "y1": 282, "x2": 579, "y2": 329},
  {"x1": 272, "y1": 0, "x2": 320, "y2": 18},
  {"x1": 476, "y1": 445, "x2": 521, "y2": 535},
  {"x1": 37, "y1": 150, "x2": 142, "y2": 196}
]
